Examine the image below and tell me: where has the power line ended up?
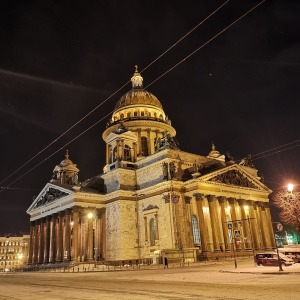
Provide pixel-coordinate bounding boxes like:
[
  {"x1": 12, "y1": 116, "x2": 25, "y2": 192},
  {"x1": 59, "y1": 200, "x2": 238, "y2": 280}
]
[
  {"x1": 0, "y1": 1, "x2": 267, "y2": 193},
  {"x1": 145, "y1": 0, "x2": 266, "y2": 89},
  {"x1": 0, "y1": 1, "x2": 228, "y2": 187}
]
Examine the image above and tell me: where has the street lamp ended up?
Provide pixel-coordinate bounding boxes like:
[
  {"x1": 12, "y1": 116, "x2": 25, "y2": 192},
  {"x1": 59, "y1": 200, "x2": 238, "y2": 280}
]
[{"x1": 287, "y1": 183, "x2": 294, "y2": 193}]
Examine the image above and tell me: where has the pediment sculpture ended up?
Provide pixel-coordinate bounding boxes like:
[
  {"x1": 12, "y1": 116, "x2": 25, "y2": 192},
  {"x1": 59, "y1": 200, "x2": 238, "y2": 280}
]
[
  {"x1": 208, "y1": 170, "x2": 258, "y2": 189},
  {"x1": 33, "y1": 187, "x2": 69, "y2": 209}
]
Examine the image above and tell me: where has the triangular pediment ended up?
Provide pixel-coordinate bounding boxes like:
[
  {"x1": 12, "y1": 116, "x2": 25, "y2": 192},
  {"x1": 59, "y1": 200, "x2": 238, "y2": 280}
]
[
  {"x1": 201, "y1": 165, "x2": 271, "y2": 192},
  {"x1": 27, "y1": 183, "x2": 73, "y2": 213},
  {"x1": 106, "y1": 130, "x2": 137, "y2": 144}
]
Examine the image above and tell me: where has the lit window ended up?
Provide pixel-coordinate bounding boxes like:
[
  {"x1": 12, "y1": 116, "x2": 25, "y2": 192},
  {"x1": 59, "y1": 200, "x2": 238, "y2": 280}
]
[
  {"x1": 124, "y1": 145, "x2": 132, "y2": 161},
  {"x1": 192, "y1": 215, "x2": 200, "y2": 244},
  {"x1": 150, "y1": 218, "x2": 156, "y2": 246},
  {"x1": 141, "y1": 137, "x2": 148, "y2": 156}
]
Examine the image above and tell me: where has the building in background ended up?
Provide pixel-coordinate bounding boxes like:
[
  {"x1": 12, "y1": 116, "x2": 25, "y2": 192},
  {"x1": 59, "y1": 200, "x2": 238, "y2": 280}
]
[
  {"x1": 26, "y1": 68, "x2": 276, "y2": 266},
  {"x1": 0, "y1": 233, "x2": 30, "y2": 271}
]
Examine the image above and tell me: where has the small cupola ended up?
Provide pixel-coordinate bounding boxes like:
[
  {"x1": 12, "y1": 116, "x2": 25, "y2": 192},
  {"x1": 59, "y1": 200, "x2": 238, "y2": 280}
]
[{"x1": 50, "y1": 150, "x2": 79, "y2": 186}]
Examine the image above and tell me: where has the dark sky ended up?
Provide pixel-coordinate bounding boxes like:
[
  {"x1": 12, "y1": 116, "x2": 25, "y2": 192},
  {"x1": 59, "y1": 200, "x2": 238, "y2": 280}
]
[{"x1": 0, "y1": 0, "x2": 299, "y2": 235}]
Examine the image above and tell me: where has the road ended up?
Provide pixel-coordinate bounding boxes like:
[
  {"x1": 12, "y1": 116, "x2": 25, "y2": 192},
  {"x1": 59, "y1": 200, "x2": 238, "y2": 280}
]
[{"x1": 1, "y1": 259, "x2": 299, "y2": 300}]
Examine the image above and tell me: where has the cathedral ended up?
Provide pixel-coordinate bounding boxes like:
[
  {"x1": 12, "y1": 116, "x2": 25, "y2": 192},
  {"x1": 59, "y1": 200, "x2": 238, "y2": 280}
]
[{"x1": 26, "y1": 67, "x2": 276, "y2": 266}]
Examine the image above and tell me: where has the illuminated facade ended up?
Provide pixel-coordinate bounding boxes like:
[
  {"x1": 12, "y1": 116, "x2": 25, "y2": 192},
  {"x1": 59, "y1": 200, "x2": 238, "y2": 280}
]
[
  {"x1": 26, "y1": 68, "x2": 276, "y2": 265},
  {"x1": 0, "y1": 233, "x2": 30, "y2": 271}
]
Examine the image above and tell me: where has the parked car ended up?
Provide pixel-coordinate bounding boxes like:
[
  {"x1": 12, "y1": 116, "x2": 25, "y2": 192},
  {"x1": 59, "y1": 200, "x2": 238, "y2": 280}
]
[{"x1": 255, "y1": 252, "x2": 294, "y2": 266}]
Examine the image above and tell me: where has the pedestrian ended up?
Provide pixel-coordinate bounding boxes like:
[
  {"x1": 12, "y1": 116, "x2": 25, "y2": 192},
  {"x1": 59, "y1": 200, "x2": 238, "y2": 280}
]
[{"x1": 164, "y1": 257, "x2": 168, "y2": 268}]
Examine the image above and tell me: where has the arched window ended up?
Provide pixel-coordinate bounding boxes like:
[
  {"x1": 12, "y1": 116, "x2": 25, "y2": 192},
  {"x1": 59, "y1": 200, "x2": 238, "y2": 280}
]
[
  {"x1": 124, "y1": 145, "x2": 132, "y2": 161},
  {"x1": 120, "y1": 113, "x2": 124, "y2": 119},
  {"x1": 141, "y1": 137, "x2": 148, "y2": 156},
  {"x1": 150, "y1": 218, "x2": 156, "y2": 246},
  {"x1": 111, "y1": 146, "x2": 117, "y2": 162},
  {"x1": 141, "y1": 111, "x2": 144, "y2": 116},
  {"x1": 134, "y1": 111, "x2": 138, "y2": 117},
  {"x1": 159, "y1": 114, "x2": 163, "y2": 119},
  {"x1": 192, "y1": 215, "x2": 200, "y2": 244},
  {"x1": 127, "y1": 112, "x2": 131, "y2": 118}
]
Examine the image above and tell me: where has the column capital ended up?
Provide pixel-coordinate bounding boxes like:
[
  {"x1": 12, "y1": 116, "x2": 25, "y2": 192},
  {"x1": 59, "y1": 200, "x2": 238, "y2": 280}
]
[
  {"x1": 237, "y1": 199, "x2": 246, "y2": 205},
  {"x1": 97, "y1": 207, "x2": 106, "y2": 217},
  {"x1": 245, "y1": 200, "x2": 253, "y2": 206},
  {"x1": 51, "y1": 213, "x2": 58, "y2": 220},
  {"x1": 65, "y1": 208, "x2": 72, "y2": 215},
  {"x1": 184, "y1": 196, "x2": 191, "y2": 204},
  {"x1": 193, "y1": 193, "x2": 204, "y2": 201},
  {"x1": 228, "y1": 197, "x2": 236, "y2": 204},
  {"x1": 217, "y1": 196, "x2": 226, "y2": 203},
  {"x1": 207, "y1": 194, "x2": 215, "y2": 202},
  {"x1": 72, "y1": 206, "x2": 81, "y2": 213},
  {"x1": 57, "y1": 211, "x2": 65, "y2": 217},
  {"x1": 163, "y1": 193, "x2": 170, "y2": 203}
]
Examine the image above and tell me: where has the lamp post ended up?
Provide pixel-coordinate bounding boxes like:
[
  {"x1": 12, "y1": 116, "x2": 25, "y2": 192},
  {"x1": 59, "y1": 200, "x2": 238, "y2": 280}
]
[{"x1": 272, "y1": 221, "x2": 284, "y2": 272}]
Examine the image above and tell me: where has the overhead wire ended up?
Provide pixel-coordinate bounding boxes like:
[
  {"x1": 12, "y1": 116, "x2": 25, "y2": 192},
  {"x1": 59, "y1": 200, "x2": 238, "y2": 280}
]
[
  {"x1": 0, "y1": 1, "x2": 229, "y2": 187},
  {"x1": 145, "y1": 0, "x2": 266, "y2": 89},
  {"x1": 1, "y1": 1, "x2": 270, "y2": 193}
]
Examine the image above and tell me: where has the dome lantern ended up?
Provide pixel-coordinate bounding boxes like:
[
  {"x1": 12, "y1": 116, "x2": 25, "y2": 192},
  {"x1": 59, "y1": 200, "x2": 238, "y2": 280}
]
[{"x1": 131, "y1": 65, "x2": 143, "y2": 89}]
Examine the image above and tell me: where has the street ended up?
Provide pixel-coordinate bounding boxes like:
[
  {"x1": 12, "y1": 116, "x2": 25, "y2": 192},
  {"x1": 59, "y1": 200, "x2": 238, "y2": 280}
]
[{"x1": 1, "y1": 259, "x2": 300, "y2": 300}]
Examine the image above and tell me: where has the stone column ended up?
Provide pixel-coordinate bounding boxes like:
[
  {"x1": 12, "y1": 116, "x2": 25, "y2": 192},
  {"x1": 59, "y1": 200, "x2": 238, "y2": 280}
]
[
  {"x1": 106, "y1": 144, "x2": 109, "y2": 165},
  {"x1": 72, "y1": 207, "x2": 80, "y2": 262},
  {"x1": 228, "y1": 198, "x2": 242, "y2": 251},
  {"x1": 249, "y1": 202, "x2": 261, "y2": 249},
  {"x1": 56, "y1": 212, "x2": 64, "y2": 262},
  {"x1": 116, "y1": 139, "x2": 121, "y2": 160},
  {"x1": 133, "y1": 142, "x2": 137, "y2": 162},
  {"x1": 49, "y1": 214, "x2": 57, "y2": 263},
  {"x1": 43, "y1": 216, "x2": 51, "y2": 264},
  {"x1": 87, "y1": 212, "x2": 94, "y2": 261},
  {"x1": 264, "y1": 202, "x2": 276, "y2": 248},
  {"x1": 144, "y1": 216, "x2": 148, "y2": 241},
  {"x1": 238, "y1": 199, "x2": 251, "y2": 250},
  {"x1": 108, "y1": 145, "x2": 112, "y2": 164},
  {"x1": 218, "y1": 196, "x2": 230, "y2": 251},
  {"x1": 155, "y1": 213, "x2": 159, "y2": 240},
  {"x1": 207, "y1": 195, "x2": 220, "y2": 252},
  {"x1": 258, "y1": 202, "x2": 272, "y2": 249},
  {"x1": 194, "y1": 193, "x2": 209, "y2": 252},
  {"x1": 32, "y1": 221, "x2": 39, "y2": 264},
  {"x1": 28, "y1": 222, "x2": 35, "y2": 265},
  {"x1": 100, "y1": 208, "x2": 106, "y2": 259},
  {"x1": 37, "y1": 219, "x2": 44, "y2": 264},
  {"x1": 146, "y1": 128, "x2": 151, "y2": 155},
  {"x1": 121, "y1": 139, "x2": 124, "y2": 160},
  {"x1": 63, "y1": 209, "x2": 71, "y2": 262},
  {"x1": 137, "y1": 128, "x2": 142, "y2": 156}
]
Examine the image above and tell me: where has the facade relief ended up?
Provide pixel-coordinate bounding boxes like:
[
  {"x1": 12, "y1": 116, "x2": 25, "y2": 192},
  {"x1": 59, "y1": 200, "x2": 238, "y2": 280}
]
[
  {"x1": 208, "y1": 170, "x2": 259, "y2": 189},
  {"x1": 33, "y1": 187, "x2": 69, "y2": 209}
]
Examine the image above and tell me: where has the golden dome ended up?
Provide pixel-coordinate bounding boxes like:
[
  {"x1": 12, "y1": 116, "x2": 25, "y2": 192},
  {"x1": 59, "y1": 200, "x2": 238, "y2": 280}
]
[{"x1": 114, "y1": 66, "x2": 163, "y2": 111}]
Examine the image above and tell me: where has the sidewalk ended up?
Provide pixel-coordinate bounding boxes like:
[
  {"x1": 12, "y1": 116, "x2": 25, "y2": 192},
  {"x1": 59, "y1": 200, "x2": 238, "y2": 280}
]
[{"x1": 220, "y1": 263, "x2": 300, "y2": 274}]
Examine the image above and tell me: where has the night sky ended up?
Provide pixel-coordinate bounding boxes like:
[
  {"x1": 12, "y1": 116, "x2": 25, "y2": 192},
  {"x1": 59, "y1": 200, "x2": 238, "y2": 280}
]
[{"x1": 0, "y1": 0, "x2": 299, "y2": 235}]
